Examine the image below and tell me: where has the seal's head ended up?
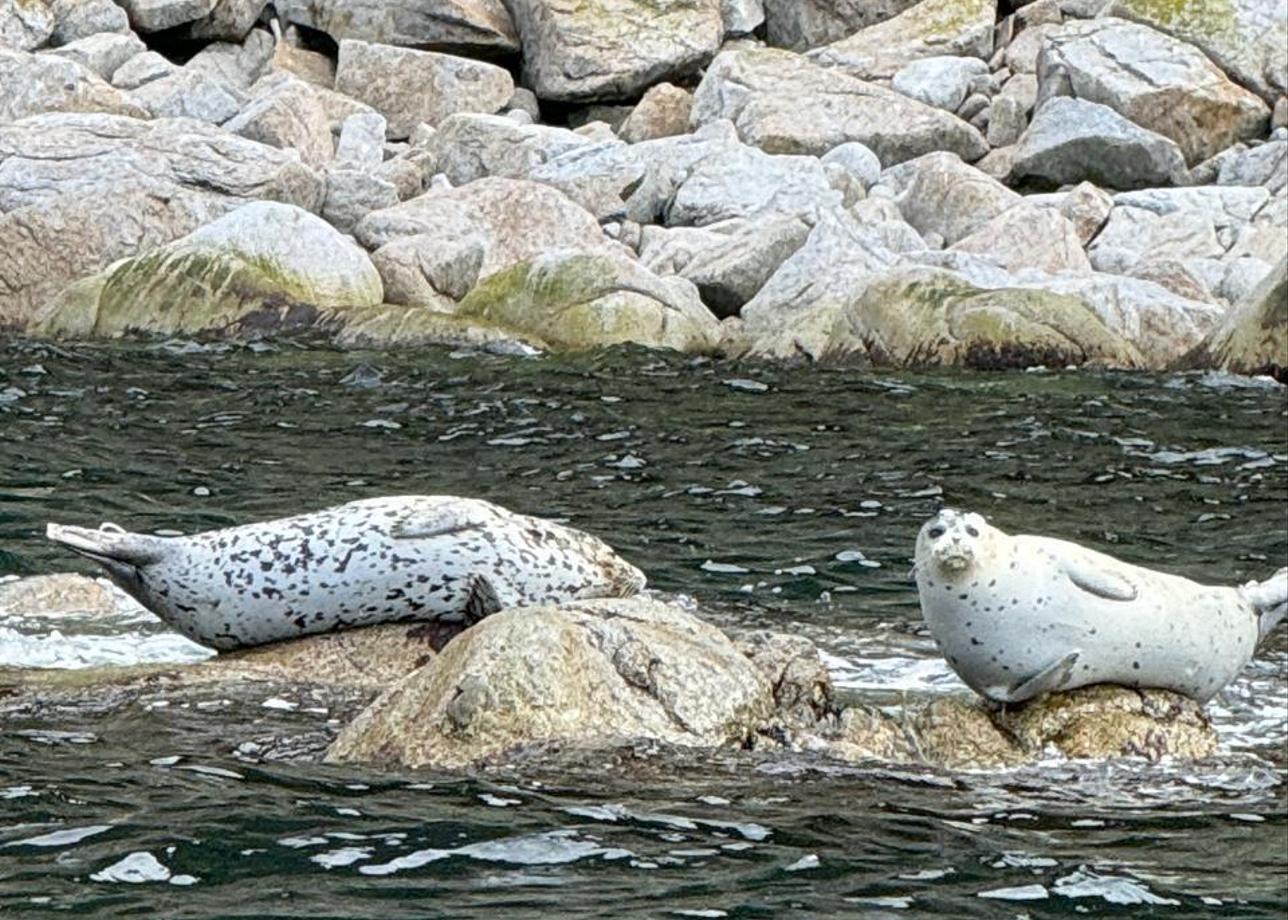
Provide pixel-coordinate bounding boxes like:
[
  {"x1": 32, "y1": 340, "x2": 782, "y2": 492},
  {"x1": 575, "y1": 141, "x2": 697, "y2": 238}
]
[{"x1": 915, "y1": 509, "x2": 995, "y2": 578}]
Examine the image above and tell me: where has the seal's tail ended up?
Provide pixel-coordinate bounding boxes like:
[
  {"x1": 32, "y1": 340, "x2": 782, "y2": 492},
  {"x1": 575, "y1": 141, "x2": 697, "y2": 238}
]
[
  {"x1": 1242, "y1": 567, "x2": 1288, "y2": 640},
  {"x1": 45, "y1": 523, "x2": 167, "y2": 579}
]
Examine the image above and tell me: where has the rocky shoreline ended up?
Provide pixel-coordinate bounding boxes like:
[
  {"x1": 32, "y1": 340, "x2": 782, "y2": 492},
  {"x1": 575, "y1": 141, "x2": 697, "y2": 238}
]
[{"x1": 1, "y1": 0, "x2": 1285, "y2": 376}]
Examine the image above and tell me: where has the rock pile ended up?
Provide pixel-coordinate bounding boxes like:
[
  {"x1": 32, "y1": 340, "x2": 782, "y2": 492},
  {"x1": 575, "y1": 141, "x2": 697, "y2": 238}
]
[{"x1": 1, "y1": 0, "x2": 1284, "y2": 372}]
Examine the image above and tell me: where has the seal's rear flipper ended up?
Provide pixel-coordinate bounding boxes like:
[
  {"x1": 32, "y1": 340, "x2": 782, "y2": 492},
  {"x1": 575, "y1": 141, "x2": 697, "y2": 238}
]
[
  {"x1": 988, "y1": 650, "x2": 1081, "y2": 703},
  {"x1": 1242, "y1": 567, "x2": 1288, "y2": 640},
  {"x1": 45, "y1": 523, "x2": 167, "y2": 583},
  {"x1": 463, "y1": 575, "x2": 502, "y2": 625}
]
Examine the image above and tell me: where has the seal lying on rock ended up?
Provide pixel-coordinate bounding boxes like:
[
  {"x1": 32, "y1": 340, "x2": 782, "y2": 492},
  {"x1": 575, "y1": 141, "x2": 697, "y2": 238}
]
[
  {"x1": 914, "y1": 508, "x2": 1287, "y2": 703},
  {"x1": 46, "y1": 496, "x2": 645, "y2": 651}
]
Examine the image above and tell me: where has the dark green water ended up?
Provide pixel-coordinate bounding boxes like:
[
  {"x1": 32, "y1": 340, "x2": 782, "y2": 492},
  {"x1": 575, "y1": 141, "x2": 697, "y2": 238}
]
[{"x1": 1, "y1": 341, "x2": 1285, "y2": 917}]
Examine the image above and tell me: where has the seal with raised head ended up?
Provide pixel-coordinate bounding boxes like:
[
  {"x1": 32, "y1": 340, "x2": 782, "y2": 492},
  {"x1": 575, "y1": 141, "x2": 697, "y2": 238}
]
[
  {"x1": 913, "y1": 509, "x2": 1287, "y2": 703},
  {"x1": 47, "y1": 496, "x2": 646, "y2": 651}
]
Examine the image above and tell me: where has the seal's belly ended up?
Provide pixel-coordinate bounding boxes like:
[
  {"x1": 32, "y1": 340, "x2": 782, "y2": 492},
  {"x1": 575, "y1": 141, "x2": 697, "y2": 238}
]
[{"x1": 919, "y1": 567, "x2": 1258, "y2": 701}]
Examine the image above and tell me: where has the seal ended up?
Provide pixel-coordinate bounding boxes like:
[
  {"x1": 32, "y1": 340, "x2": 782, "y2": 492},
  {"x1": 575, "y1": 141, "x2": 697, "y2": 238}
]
[
  {"x1": 913, "y1": 508, "x2": 1287, "y2": 704},
  {"x1": 46, "y1": 496, "x2": 646, "y2": 651}
]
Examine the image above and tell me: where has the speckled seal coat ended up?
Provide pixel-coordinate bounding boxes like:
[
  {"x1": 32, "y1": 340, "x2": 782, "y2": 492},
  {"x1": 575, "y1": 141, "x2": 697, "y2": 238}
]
[
  {"x1": 47, "y1": 496, "x2": 646, "y2": 650},
  {"x1": 913, "y1": 509, "x2": 1287, "y2": 703}
]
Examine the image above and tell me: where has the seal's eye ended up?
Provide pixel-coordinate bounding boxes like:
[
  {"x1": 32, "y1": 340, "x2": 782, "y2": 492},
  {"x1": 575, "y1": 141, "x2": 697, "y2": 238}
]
[
  {"x1": 966, "y1": 525, "x2": 979, "y2": 537},
  {"x1": 928, "y1": 526, "x2": 945, "y2": 539}
]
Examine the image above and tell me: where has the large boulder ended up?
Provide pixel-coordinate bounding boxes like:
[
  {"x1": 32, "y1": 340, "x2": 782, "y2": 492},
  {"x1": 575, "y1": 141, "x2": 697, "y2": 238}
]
[
  {"x1": 356, "y1": 178, "x2": 616, "y2": 307},
  {"x1": 809, "y1": 0, "x2": 995, "y2": 80},
  {"x1": 1010, "y1": 96, "x2": 1189, "y2": 189},
  {"x1": 276, "y1": 0, "x2": 519, "y2": 54},
  {"x1": 455, "y1": 250, "x2": 722, "y2": 352},
  {"x1": 896, "y1": 151, "x2": 1020, "y2": 245},
  {"x1": 692, "y1": 48, "x2": 988, "y2": 164},
  {"x1": 333, "y1": 39, "x2": 513, "y2": 137},
  {"x1": 1037, "y1": 18, "x2": 1271, "y2": 166},
  {"x1": 0, "y1": 113, "x2": 324, "y2": 331},
  {"x1": 1104, "y1": 0, "x2": 1287, "y2": 103},
  {"x1": 666, "y1": 144, "x2": 845, "y2": 226},
  {"x1": 506, "y1": 0, "x2": 724, "y2": 102},
  {"x1": 326, "y1": 597, "x2": 776, "y2": 769},
  {"x1": 951, "y1": 203, "x2": 1092, "y2": 275},
  {"x1": 127, "y1": 66, "x2": 243, "y2": 123},
  {"x1": 224, "y1": 73, "x2": 334, "y2": 170},
  {"x1": 762, "y1": 0, "x2": 920, "y2": 51},
  {"x1": 37, "y1": 202, "x2": 382, "y2": 338},
  {"x1": 420, "y1": 113, "x2": 597, "y2": 186},
  {"x1": 0, "y1": 49, "x2": 146, "y2": 122},
  {"x1": 1178, "y1": 256, "x2": 1287, "y2": 378}
]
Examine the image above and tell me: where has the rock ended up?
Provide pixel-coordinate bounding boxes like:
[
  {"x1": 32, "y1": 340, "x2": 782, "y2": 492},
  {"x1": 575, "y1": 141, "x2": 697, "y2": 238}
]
[
  {"x1": 456, "y1": 250, "x2": 721, "y2": 352},
  {"x1": 322, "y1": 168, "x2": 400, "y2": 232},
  {"x1": 225, "y1": 74, "x2": 333, "y2": 169},
  {"x1": 116, "y1": 0, "x2": 217, "y2": 32},
  {"x1": 187, "y1": 0, "x2": 268, "y2": 41},
  {"x1": 1029, "y1": 273, "x2": 1224, "y2": 364},
  {"x1": 909, "y1": 697, "x2": 1026, "y2": 769},
  {"x1": 1276, "y1": 97, "x2": 1288, "y2": 130},
  {"x1": 1104, "y1": 0, "x2": 1286, "y2": 103},
  {"x1": 891, "y1": 55, "x2": 990, "y2": 112},
  {"x1": 618, "y1": 83, "x2": 693, "y2": 143},
  {"x1": 1036, "y1": 18, "x2": 1271, "y2": 166},
  {"x1": 997, "y1": 685, "x2": 1218, "y2": 759},
  {"x1": 1178, "y1": 256, "x2": 1286, "y2": 378},
  {"x1": 47, "y1": 0, "x2": 129, "y2": 44},
  {"x1": 0, "y1": 573, "x2": 122, "y2": 618},
  {"x1": 110, "y1": 50, "x2": 176, "y2": 89},
  {"x1": 357, "y1": 177, "x2": 614, "y2": 307},
  {"x1": 507, "y1": 0, "x2": 724, "y2": 102},
  {"x1": 638, "y1": 215, "x2": 812, "y2": 316},
  {"x1": 39, "y1": 202, "x2": 383, "y2": 339},
  {"x1": 952, "y1": 203, "x2": 1092, "y2": 274},
  {"x1": 268, "y1": 27, "x2": 334, "y2": 88},
  {"x1": 334, "y1": 39, "x2": 513, "y2": 138},
  {"x1": 128, "y1": 67, "x2": 244, "y2": 123},
  {"x1": 986, "y1": 93, "x2": 1028, "y2": 146},
  {"x1": 1127, "y1": 258, "x2": 1217, "y2": 303},
  {"x1": 692, "y1": 48, "x2": 989, "y2": 164},
  {"x1": 1037, "y1": 180, "x2": 1112, "y2": 244},
  {"x1": 334, "y1": 112, "x2": 387, "y2": 170},
  {"x1": 0, "y1": 113, "x2": 324, "y2": 329},
  {"x1": 424, "y1": 114, "x2": 601, "y2": 185},
  {"x1": 1, "y1": 0, "x2": 55, "y2": 50},
  {"x1": 821, "y1": 141, "x2": 882, "y2": 190},
  {"x1": 1219, "y1": 140, "x2": 1288, "y2": 194},
  {"x1": 722, "y1": 0, "x2": 763, "y2": 35},
  {"x1": 184, "y1": 30, "x2": 274, "y2": 93},
  {"x1": 762, "y1": 0, "x2": 921, "y2": 51},
  {"x1": 506, "y1": 87, "x2": 541, "y2": 121},
  {"x1": 1011, "y1": 96, "x2": 1189, "y2": 189},
  {"x1": 1004, "y1": 21, "x2": 1059, "y2": 74},
  {"x1": 43, "y1": 31, "x2": 146, "y2": 81},
  {"x1": 325, "y1": 597, "x2": 774, "y2": 769},
  {"x1": 372, "y1": 156, "x2": 425, "y2": 200},
  {"x1": 809, "y1": 0, "x2": 996, "y2": 81},
  {"x1": 0, "y1": 49, "x2": 146, "y2": 122},
  {"x1": 276, "y1": 0, "x2": 519, "y2": 55},
  {"x1": 897, "y1": 152, "x2": 1021, "y2": 245},
  {"x1": 667, "y1": 145, "x2": 843, "y2": 226}
]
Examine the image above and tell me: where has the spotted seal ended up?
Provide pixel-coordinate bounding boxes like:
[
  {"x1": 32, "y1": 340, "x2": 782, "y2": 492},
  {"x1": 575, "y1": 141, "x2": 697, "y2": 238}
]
[
  {"x1": 47, "y1": 496, "x2": 646, "y2": 651},
  {"x1": 913, "y1": 509, "x2": 1287, "y2": 703}
]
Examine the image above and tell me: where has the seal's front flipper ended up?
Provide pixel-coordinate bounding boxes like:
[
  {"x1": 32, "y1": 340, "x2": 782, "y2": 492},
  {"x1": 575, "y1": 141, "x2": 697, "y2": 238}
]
[
  {"x1": 987, "y1": 651, "x2": 1081, "y2": 703},
  {"x1": 1241, "y1": 567, "x2": 1287, "y2": 640},
  {"x1": 463, "y1": 575, "x2": 503, "y2": 625},
  {"x1": 1057, "y1": 554, "x2": 1137, "y2": 601},
  {"x1": 390, "y1": 506, "x2": 486, "y2": 541}
]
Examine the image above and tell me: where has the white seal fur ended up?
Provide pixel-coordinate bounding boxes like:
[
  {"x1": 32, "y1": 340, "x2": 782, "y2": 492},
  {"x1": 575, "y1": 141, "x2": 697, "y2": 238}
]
[
  {"x1": 914, "y1": 508, "x2": 1286, "y2": 703},
  {"x1": 47, "y1": 496, "x2": 645, "y2": 650}
]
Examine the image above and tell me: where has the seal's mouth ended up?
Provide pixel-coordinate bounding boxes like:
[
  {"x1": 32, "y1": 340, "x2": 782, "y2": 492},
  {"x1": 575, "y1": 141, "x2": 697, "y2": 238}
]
[{"x1": 936, "y1": 550, "x2": 973, "y2": 572}]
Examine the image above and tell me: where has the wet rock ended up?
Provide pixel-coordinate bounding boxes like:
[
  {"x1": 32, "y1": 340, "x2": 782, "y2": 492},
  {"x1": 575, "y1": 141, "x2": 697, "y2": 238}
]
[
  {"x1": 0, "y1": 573, "x2": 120, "y2": 619},
  {"x1": 326, "y1": 597, "x2": 775, "y2": 770},
  {"x1": 1104, "y1": 0, "x2": 1286, "y2": 103},
  {"x1": 43, "y1": 31, "x2": 146, "y2": 81},
  {"x1": 334, "y1": 39, "x2": 513, "y2": 138},
  {"x1": 692, "y1": 48, "x2": 989, "y2": 164},
  {"x1": 618, "y1": 83, "x2": 693, "y2": 144},
  {"x1": 38, "y1": 202, "x2": 382, "y2": 339},
  {"x1": 47, "y1": 0, "x2": 129, "y2": 44},
  {"x1": 508, "y1": 0, "x2": 723, "y2": 103},
  {"x1": 638, "y1": 215, "x2": 812, "y2": 316},
  {"x1": 225, "y1": 73, "x2": 334, "y2": 169},
  {"x1": 110, "y1": 50, "x2": 176, "y2": 89},
  {"x1": 762, "y1": 0, "x2": 920, "y2": 51},
  {"x1": 810, "y1": 0, "x2": 996, "y2": 81},
  {"x1": 1037, "y1": 18, "x2": 1270, "y2": 166},
  {"x1": 951, "y1": 203, "x2": 1091, "y2": 274},
  {"x1": 357, "y1": 177, "x2": 614, "y2": 307},
  {"x1": 455, "y1": 250, "x2": 722, "y2": 352},
  {"x1": 897, "y1": 152, "x2": 1021, "y2": 245},
  {"x1": 1178, "y1": 256, "x2": 1287, "y2": 378},
  {"x1": 1010, "y1": 96, "x2": 1189, "y2": 190},
  {"x1": 0, "y1": 48, "x2": 146, "y2": 122},
  {"x1": 892, "y1": 55, "x2": 990, "y2": 112},
  {"x1": 276, "y1": 0, "x2": 519, "y2": 55},
  {"x1": 909, "y1": 697, "x2": 1026, "y2": 769},
  {"x1": 1, "y1": 0, "x2": 55, "y2": 50},
  {"x1": 423, "y1": 113, "x2": 598, "y2": 186}
]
